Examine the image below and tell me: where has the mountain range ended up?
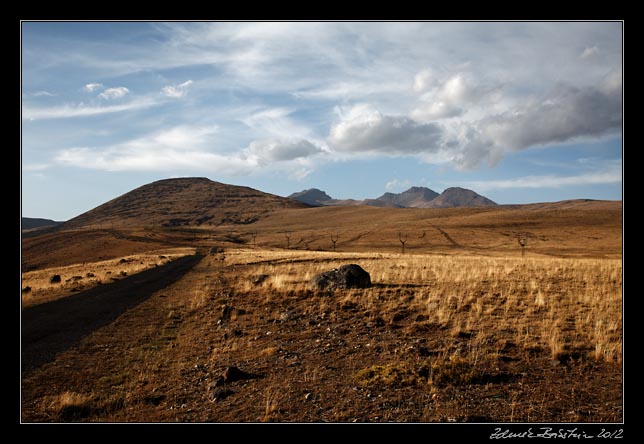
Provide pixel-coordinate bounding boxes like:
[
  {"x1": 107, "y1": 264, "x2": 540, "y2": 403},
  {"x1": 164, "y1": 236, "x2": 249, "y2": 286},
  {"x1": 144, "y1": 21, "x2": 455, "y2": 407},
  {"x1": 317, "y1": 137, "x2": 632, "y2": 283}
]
[
  {"x1": 288, "y1": 186, "x2": 497, "y2": 209},
  {"x1": 21, "y1": 217, "x2": 63, "y2": 230}
]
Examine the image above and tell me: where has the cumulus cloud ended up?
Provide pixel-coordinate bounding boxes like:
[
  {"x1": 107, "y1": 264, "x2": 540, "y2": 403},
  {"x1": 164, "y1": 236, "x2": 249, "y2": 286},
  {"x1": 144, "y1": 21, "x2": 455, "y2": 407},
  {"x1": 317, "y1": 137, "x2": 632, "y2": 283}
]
[
  {"x1": 84, "y1": 83, "x2": 103, "y2": 92},
  {"x1": 328, "y1": 104, "x2": 443, "y2": 154},
  {"x1": 479, "y1": 83, "x2": 622, "y2": 152},
  {"x1": 244, "y1": 139, "x2": 323, "y2": 163},
  {"x1": 580, "y1": 46, "x2": 599, "y2": 59},
  {"x1": 161, "y1": 80, "x2": 193, "y2": 98},
  {"x1": 99, "y1": 86, "x2": 130, "y2": 100},
  {"x1": 385, "y1": 178, "x2": 412, "y2": 191},
  {"x1": 411, "y1": 72, "x2": 489, "y2": 121},
  {"x1": 413, "y1": 69, "x2": 433, "y2": 93}
]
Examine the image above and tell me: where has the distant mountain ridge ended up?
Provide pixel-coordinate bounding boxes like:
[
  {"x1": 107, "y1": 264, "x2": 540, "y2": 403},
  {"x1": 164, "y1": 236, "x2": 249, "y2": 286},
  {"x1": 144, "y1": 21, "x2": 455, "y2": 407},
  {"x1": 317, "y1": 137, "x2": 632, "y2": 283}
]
[
  {"x1": 288, "y1": 186, "x2": 497, "y2": 209},
  {"x1": 288, "y1": 189, "x2": 334, "y2": 206},
  {"x1": 22, "y1": 217, "x2": 63, "y2": 230}
]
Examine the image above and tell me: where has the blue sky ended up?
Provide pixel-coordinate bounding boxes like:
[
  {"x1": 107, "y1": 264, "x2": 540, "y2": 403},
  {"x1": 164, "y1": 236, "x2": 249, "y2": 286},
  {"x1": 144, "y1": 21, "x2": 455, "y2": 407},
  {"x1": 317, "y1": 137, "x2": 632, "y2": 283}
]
[{"x1": 21, "y1": 22, "x2": 622, "y2": 221}]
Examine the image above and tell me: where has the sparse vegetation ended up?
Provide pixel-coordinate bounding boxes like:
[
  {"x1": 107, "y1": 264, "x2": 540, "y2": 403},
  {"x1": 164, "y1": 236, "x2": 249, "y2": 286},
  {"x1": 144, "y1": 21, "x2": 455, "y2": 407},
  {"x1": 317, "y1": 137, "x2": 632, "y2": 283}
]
[{"x1": 21, "y1": 194, "x2": 622, "y2": 423}]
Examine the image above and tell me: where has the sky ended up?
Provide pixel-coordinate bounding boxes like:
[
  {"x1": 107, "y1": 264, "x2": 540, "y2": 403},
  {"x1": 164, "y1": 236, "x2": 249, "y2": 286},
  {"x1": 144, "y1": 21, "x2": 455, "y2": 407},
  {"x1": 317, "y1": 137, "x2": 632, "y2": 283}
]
[{"x1": 21, "y1": 21, "x2": 622, "y2": 221}]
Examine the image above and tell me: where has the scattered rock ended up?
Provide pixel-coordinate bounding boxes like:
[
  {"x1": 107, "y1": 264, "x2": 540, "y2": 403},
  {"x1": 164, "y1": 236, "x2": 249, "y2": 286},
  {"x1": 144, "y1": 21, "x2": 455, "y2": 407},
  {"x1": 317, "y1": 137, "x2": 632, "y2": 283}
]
[
  {"x1": 391, "y1": 309, "x2": 410, "y2": 323},
  {"x1": 280, "y1": 310, "x2": 296, "y2": 321},
  {"x1": 118, "y1": 258, "x2": 129, "y2": 264},
  {"x1": 251, "y1": 274, "x2": 269, "y2": 286},
  {"x1": 341, "y1": 301, "x2": 358, "y2": 311},
  {"x1": 211, "y1": 376, "x2": 225, "y2": 387},
  {"x1": 210, "y1": 247, "x2": 224, "y2": 255},
  {"x1": 86, "y1": 272, "x2": 95, "y2": 278},
  {"x1": 22, "y1": 286, "x2": 31, "y2": 293},
  {"x1": 50, "y1": 274, "x2": 61, "y2": 284},
  {"x1": 456, "y1": 330, "x2": 475, "y2": 339},
  {"x1": 555, "y1": 350, "x2": 587, "y2": 365},
  {"x1": 119, "y1": 271, "x2": 127, "y2": 277},
  {"x1": 416, "y1": 346, "x2": 438, "y2": 357},
  {"x1": 221, "y1": 366, "x2": 256, "y2": 383},
  {"x1": 220, "y1": 305, "x2": 233, "y2": 321},
  {"x1": 210, "y1": 388, "x2": 234, "y2": 402},
  {"x1": 366, "y1": 317, "x2": 385, "y2": 328},
  {"x1": 310, "y1": 264, "x2": 371, "y2": 290}
]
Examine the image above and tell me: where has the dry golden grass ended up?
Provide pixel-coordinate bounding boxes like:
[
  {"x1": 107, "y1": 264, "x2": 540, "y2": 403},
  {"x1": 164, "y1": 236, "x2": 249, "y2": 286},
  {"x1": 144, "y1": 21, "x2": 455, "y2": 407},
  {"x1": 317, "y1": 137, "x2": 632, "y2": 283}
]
[
  {"x1": 22, "y1": 246, "x2": 622, "y2": 423},
  {"x1": 225, "y1": 249, "x2": 622, "y2": 364},
  {"x1": 42, "y1": 391, "x2": 94, "y2": 420},
  {"x1": 21, "y1": 248, "x2": 195, "y2": 308}
]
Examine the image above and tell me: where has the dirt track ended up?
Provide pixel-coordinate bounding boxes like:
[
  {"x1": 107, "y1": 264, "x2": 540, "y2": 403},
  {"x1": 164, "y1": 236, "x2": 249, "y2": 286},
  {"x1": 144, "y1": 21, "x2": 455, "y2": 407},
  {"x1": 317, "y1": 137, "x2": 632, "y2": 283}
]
[{"x1": 21, "y1": 254, "x2": 204, "y2": 376}]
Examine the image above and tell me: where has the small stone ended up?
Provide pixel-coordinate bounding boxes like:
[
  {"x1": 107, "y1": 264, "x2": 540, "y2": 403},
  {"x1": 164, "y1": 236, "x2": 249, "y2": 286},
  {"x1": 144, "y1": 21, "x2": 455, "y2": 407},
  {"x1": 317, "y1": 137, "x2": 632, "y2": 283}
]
[
  {"x1": 49, "y1": 274, "x2": 61, "y2": 284},
  {"x1": 222, "y1": 366, "x2": 252, "y2": 383},
  {"x1": 210, "y1": 376, "x2": 225, "y2": 388},
  {"x1": 210, "y1": 388, "x2": 234, "y2": 402},
  {"x1": 251, "y1": 274, "x2": 269, "y2": 286}
]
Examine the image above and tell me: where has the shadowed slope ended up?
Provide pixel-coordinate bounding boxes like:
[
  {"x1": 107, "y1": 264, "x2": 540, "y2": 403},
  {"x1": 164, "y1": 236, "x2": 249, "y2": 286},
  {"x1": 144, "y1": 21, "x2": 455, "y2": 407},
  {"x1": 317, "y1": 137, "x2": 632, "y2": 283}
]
[{"x1": 22, "y1": 254, "x2": 204, "y2": 375}]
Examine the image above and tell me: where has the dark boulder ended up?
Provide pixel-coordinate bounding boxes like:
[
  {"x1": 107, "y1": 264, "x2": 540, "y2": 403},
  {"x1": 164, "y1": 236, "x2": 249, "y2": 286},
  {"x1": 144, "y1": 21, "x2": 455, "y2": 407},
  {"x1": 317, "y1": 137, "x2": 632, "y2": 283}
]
[
  {"x1": 310, "y1": 264, "x2": 371, "y2": 290},
  {"x1": 50, "y1": 274, "x2": 61, "y2": 284}
]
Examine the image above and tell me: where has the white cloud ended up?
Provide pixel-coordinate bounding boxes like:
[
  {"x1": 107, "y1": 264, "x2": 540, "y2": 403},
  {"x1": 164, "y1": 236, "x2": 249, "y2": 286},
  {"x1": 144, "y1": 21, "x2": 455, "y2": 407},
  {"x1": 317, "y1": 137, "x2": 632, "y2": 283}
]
[
  {"x1": 98, "y1": 86, "x2": 130, "y2": 100},
  {"x1": 22, "y1": 96, "x2": 161, "y2": 120},
  {"x1": 56, "y1": 146, "x2": 253, "y2": 173},
  {"x1": 24, "y1": 23, "x2": 622, "y2": 178},
  {"x1": 411, "y1": 72, "x2": 493, "y2": 121},
  {"x1": 23, "y1": 163, "x2": 50, "y2": 172},
  {"x1": 84, "y1": 83, "x2": 103, "y2": 92},
  {"x1": 161, "y1": 80, "x2": 193, "y2": 98},
  {"x1": 55, "y1": 124, "x2": 243, "y2": 172},
  {"x1": 243, "y1": 139, "x2": 323, "y2": 163},
  {"x1": 385, "y1": 178, "x2": 412, "y2": 191},
  {"x1": 413, "y1": 69, "x2": 433, "y2": 93},
  {"x1": 53, "y1": 124, "x2": 322, "y2": 176},
  {"x1": 460, "y1": 169, "x2": 621, "y2": 191},
  {"x1": 580, "y1": 46, "x2": 599, "y2": 59},
  {"x1": 32, "y1": 91, "x2": 56, "y2": 97},
  {"x1": 328, "y1": 104, "x2": 443, "y2": 155},
  {"x1": 479, "y1": 83, "x2": 622, "y2": 152},
  {"x1": 601, "y1": 66, "x2": 622, "y2": 94},
  {"x1": 241, "y1": 107, "x2": 314, "y2": 141}
]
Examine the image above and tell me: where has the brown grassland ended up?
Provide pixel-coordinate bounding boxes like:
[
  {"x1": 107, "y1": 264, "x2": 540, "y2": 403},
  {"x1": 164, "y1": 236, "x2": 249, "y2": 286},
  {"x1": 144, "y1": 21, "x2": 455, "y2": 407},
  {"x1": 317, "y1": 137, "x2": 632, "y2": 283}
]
[{"x1": 21, "y1": 202, "x2": 622, "y2": 423}]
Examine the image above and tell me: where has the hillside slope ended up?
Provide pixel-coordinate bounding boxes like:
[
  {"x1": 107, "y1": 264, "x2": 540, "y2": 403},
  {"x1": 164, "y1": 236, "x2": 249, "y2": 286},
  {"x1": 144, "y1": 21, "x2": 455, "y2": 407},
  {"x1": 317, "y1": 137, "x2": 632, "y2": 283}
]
[{"x1": 63, "y1": 177, "x2": 309, "y2": 229}]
